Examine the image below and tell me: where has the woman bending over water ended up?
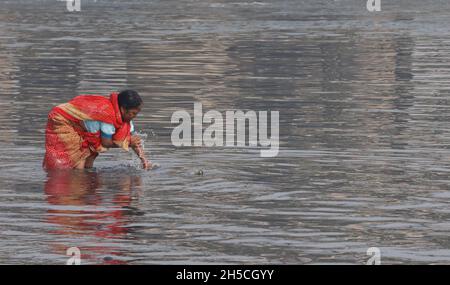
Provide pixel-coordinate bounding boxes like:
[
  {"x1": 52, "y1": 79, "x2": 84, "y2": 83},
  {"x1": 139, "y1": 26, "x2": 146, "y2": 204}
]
[{"x1": 43, "y1": 90, "x2": 151, "y2": 170}]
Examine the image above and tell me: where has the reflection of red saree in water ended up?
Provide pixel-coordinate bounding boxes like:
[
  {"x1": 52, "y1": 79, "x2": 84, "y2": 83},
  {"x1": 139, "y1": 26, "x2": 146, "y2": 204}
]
[
  {"x1": 43, "y1": 92, "x2": 131, "y2": 170},
  {"x1": 45, "y1": 170, "x2": 140, "y2": 264}
]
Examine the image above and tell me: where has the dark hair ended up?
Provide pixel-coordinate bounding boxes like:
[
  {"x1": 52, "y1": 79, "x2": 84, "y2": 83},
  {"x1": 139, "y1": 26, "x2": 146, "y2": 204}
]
[{"x1": 118, "y1": 90, "x2": 143, "y2": 110}]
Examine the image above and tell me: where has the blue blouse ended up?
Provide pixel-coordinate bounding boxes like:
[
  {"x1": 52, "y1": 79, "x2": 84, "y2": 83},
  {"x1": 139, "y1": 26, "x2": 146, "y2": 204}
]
[{"x1": 84, "y1": 120, "x2": 135, "y2": 139}]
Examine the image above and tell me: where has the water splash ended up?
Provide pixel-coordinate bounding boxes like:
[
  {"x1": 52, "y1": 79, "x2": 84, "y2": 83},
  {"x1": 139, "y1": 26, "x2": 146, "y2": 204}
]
[{"x1": 128, "y1": 131, "x2": 148, "y2": 169}]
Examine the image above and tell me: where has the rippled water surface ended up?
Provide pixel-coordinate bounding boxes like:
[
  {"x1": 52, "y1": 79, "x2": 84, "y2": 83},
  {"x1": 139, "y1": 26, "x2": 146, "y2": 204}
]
[{"x1": 1, "y1": 0, "x2": 450, "y2": 264}]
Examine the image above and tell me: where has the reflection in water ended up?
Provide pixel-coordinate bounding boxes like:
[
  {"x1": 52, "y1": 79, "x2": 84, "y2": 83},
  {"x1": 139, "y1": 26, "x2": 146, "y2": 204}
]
[{"x1": 44, "y1": 170, "x2": 142, "y2": 264}]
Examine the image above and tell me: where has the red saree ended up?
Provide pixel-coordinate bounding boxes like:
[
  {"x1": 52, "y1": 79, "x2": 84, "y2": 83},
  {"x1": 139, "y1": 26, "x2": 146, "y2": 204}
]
[{"x1": 43, "y1": 92, "x2": 131, "y2": 170}]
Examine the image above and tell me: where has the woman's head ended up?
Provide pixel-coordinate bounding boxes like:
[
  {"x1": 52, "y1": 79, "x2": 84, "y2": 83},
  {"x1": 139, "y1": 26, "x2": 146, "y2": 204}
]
[{"x1": 118, "y1": 90, "x2": 143, "y2": 122}]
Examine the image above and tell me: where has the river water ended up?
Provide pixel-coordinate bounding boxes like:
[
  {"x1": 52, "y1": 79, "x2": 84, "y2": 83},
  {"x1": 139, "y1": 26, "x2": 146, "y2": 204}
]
[{"x1": 1, "y1": 0, "x2": 450, "y2": 264}]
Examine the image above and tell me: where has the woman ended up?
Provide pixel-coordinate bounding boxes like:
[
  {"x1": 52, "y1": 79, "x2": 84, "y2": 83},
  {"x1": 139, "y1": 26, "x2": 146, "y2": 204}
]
[{"x1": 43, "y1": 90, "x2": 151, "y2": 170}]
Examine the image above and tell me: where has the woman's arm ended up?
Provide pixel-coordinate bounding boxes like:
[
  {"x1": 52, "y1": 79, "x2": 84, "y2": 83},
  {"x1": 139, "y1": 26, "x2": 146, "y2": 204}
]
[
  {"x1": 101, "y1": 136, "x2": 118, "y2": 148},
  {"x1": 130, "y1": 135, "x2": 151, "y2": 170},
  {"x1": 99, "y1": 122, "x2": 117, "y2": 148}
]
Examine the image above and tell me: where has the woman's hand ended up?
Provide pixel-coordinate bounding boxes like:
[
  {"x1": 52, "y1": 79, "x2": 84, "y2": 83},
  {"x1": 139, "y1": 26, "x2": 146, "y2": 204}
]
[
  {"x1": 130, "y1": 136, "x2": 151, "y2": 170},
  {"x1": 142, "y1": 159, "x2": 152, "y2": 170}
]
